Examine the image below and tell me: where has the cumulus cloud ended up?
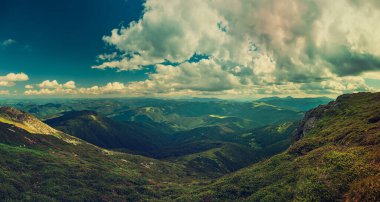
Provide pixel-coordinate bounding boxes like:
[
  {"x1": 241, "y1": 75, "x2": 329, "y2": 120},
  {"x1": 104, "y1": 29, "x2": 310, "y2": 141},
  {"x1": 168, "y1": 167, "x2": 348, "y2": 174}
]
[
  {"x1": 0, "y1": 72, "x2": 29, "y2": 86},
  {"x1": 300, "y1": 76, "x2": 372, "y2": 94},
  {"x1": 25, "y1": 88, "x2": 77, "y2": 95},
  {"x1": 77, "y1": 82, "x2": 127, "y2": 95},
  {"x1": 89, "y1": 0, "x2": 380, "y2": 97},
  {"x1": 143, "y1": 59, "x2": 241, "y2": 92},
  {"x1": 25, "y1": 85, "x2": 33, "y2": 89},
  {"x1": 38, "y1": 80, "x2": 61, "y2": 89},
  {"x1": 37, "y1": 80, "x2": 76, "y2": 89},
  {"x1": 63, "y1": 81, "x2": 76, "y2": 89},
  {"x1": 24, "y1": 80, "x2": 78, "y2": 95},
  {"x1": 24, "y1": 81, "x2": 129, "y2": 96}
]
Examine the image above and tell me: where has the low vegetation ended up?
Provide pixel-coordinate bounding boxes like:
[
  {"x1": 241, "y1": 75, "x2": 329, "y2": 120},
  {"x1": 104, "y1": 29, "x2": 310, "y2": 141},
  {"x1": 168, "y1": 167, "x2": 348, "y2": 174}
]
[
  {"x1": 184, "y1": 92, "x2": 380, "y2": 201},
  {"x1": 0, "y1": 93, "x2": 378, "y2": 201}
]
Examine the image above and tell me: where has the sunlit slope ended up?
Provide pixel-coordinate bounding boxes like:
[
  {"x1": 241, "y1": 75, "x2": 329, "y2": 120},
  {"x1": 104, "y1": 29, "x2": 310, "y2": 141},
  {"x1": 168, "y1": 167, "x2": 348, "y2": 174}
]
[{"x1": 0, "y1": 107, "x2": 195, "y2": 201}]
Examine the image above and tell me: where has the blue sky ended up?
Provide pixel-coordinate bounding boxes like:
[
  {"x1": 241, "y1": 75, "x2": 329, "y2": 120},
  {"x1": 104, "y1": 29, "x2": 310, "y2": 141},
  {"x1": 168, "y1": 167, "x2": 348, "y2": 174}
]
[
  {"x1": 0, "y1": 0, "x2": 147, "y2": 93},
  {"x1": 1, "y1": 0, "x2": 379, "y2": 98}
]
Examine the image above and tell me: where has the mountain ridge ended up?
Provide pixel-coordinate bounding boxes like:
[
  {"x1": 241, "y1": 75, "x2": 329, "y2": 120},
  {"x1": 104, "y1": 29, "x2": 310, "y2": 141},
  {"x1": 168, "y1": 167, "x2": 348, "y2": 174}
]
[
  {"x1": 0, "y1": 92, "x2": 378, "y2": 201},
  {"x1": 184, "y1": 92, "x2": 380, "y2": 201},
  {"x1": 0, "y1": 106, "x2": 59, "y2": 135}
]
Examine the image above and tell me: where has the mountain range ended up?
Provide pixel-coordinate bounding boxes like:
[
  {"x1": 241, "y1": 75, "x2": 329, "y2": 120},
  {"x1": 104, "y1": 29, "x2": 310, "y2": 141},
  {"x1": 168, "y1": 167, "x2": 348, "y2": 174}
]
[{"x1": 0, "y1": 94, "x2": 378, "y2": 201}]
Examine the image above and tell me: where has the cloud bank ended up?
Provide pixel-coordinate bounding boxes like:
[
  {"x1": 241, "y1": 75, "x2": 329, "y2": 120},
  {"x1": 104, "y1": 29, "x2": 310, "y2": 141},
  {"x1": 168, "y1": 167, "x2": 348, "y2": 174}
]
[
  {"x1": 29, "y1": 0, "x2": 380, "y2": 97},
  {"x1": 24, "y1": 81, "x2": 131, "y2": 96}
]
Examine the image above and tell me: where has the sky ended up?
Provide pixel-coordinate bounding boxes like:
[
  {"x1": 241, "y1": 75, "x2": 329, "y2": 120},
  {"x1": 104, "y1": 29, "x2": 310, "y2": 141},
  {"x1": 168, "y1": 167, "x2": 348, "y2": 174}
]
[{"x1": 1, "y1": 0, "x2": 380, "y2": 99}]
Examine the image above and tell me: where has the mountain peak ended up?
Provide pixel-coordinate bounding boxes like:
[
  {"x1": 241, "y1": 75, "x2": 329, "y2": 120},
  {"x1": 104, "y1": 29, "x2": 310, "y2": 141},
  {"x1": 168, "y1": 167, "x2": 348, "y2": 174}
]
[
  {"x1": 0, "y1": 106, "x2": 29, "y2": 118},
  {"x1": 0, "y1": 106, "x2": 58, "y2": 135}
]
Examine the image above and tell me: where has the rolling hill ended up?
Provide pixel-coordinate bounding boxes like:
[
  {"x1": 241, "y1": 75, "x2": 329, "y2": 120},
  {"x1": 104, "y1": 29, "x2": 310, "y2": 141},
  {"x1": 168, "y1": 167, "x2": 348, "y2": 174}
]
[
  {"x1": 258, "y1": 96, "x2": 332, "y2": 111},
  {"x1": 44, "y1": 110, "x2": 297, "y2": 177},
  {"x1": 44, "y1": 110, "x2": 173, "y2": 156},
  {"x1": 111, "y1": 101, "x2": 303, "y2": 132}
]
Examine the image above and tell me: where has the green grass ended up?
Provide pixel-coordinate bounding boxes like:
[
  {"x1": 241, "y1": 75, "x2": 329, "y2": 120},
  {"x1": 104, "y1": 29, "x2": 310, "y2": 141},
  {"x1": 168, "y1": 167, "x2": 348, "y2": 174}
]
[
  {"x1": 0, "y1": 92, "x2": 379, "y2": 201},
  {"x1": 0, "y1": 121, "x2": 198, "y2": 201},
  {"x1": 183, "y1": 92, "x2": 380, "y2": 201}
]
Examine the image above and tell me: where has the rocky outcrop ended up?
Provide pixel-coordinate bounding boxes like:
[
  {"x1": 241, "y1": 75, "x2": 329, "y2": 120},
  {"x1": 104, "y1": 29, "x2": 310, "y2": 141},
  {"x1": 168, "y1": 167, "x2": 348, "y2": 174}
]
[
  {"x1": 294, "y1": 92, "x2": 379, "y2": 141},
  {"x1": 0, "y1": 106, "x2": 58, "y2": 135},
  {"x1": 294, "y1": 103, "x2": 331, "y2": 141}
]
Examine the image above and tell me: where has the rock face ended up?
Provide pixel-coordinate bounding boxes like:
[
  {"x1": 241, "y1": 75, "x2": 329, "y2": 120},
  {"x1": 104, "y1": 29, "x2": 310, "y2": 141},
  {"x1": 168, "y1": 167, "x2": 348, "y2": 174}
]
[
  {"x1": 294, "y1": 92, "x2": 380, "y2": 141},
  {"x1": 0, "y1": 106, "x2": 58, "y2": 135},
  {"x1": 294, "y1": 103, "x2": 332, "y2": 140}
]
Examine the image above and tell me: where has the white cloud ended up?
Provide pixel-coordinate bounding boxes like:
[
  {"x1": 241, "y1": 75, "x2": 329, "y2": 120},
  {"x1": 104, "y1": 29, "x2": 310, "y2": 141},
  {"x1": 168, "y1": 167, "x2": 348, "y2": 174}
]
[
  {"x1": 38, "y1": 80, "x2": 61, "y2": 89},
  {"x1": 361, "y1": 71, "x2": 380, "y2": 80},
  {"x1": 0, "y1": 72, "x2": 29, "y2": 86},
  {"x1": 25, "y1": 88, "x2": 77, "y2": 95},
  {"x1": 19, "y1": 0, "x2": 380, "y2": 98},
  {"x1": 138, "y1": 59, "x2": 241, "y2": 92},
  {"x1": 92, "y1": 57, "x2": 144, "y2": 71},
  {"x1": 0, "y1": 72, "x2": 29, "y2": 81},
  {"x1": 97, "y1": 52, "x2": 118, "y2": 61},
  {"x1": 300, "y1": 76, "x2": 372, "y2": 95},
  {"x1": 37, "y1": 80, "x2": 76, "y2": 89},
  {"x1": 25, "y1": 81, "x2": 127, "y2": 96},
  {"x1": 0, "y1": 81, "x2": 13, "y2": 87},
  {"x1": 89, "y1": 0, "x2": 380, "y2": 97},
  {"x1": 25, "y1": 85, "x2": 33, "y2": 89},
  {"x1": 77, "y1": 82, "x2": 127, "y2": 94},
  {"x1": 24, "y1": 80, "x2": 78, "y2": 95},
  {"x1": 63, "y1": 81, "x2": 76, "y2": 89}
]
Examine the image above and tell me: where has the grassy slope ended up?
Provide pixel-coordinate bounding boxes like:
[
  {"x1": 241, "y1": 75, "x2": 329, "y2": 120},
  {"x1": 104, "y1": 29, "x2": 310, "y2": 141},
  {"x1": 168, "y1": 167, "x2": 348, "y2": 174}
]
[
  {"x1": 182, "y1": 92, "x2": 380, "y2": 201},
  {"x1": 0, "y1": 112, "x2": 198, "y2": 201},
  {"x1": 172, "y1": 142, "x2": 257, "y2": 178},
  {"x1": 2, "y1": 93, "x2": 376, "y2": 201}
]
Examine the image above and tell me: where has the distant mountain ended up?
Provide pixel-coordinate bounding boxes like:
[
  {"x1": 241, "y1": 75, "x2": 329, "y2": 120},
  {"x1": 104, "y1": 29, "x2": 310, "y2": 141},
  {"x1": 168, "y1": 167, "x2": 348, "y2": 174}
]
[
  {"x1": 183, "y1": 97, "x2": 223, "y2": 102},
  {"x1": 166, "y1": 121, "x2": 297, "y2": 176},
  {"x1": 9, "y1": 98, "x2": 306, "y2": 133},
  {"x1": 2, "y1": 92, "x2": 377, "y2": 201},
  {"x1": 45, "y1": 109, "x2": 296, "y2": 177},
  {"x1": 44, "y1": 110, "x2": 172, "y2": 156},
  {"x1": 185, "y1": 92, "x2": 380, "y2": 201},
  {"x1": 240, "y1": 121, "x2": 298, "y2": 158},
  {"x1": 156, "y1": 122, "x2": 297, "y2": 176},
  {"x1": 112, "y1": 101, "x2": 302, "y2": 131},
  {"x1": 14, "y1": 99, "x2": 129, "y2": 120},
  {"x1": 257, "y1": 96, "x2": 332, "y2": 111}
]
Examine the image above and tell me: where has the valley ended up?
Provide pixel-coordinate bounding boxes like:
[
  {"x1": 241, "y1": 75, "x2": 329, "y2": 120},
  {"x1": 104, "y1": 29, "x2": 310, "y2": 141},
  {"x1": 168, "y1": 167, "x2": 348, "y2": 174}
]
[
  {"x1": 2, "y1": 1, "x2": 380, "y2": 200},
  {"x1": 0, "y1": 93, "x2": 379, "y2": 201}
]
